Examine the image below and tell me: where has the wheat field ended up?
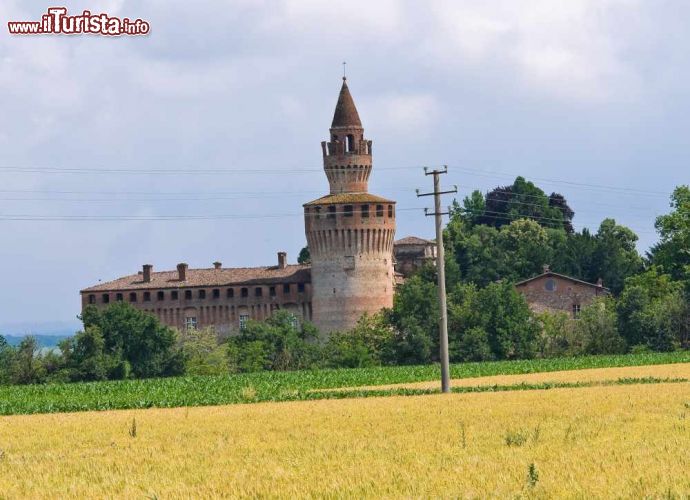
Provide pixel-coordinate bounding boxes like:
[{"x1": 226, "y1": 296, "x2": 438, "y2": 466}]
[{"x1": 1, "y1": 375, "x2": 689, "y2": 498}]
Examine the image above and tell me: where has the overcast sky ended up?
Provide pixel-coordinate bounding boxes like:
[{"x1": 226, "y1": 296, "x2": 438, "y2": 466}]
[{"x1": 1, "y1": 0, "x2": 688, "y2": 333}]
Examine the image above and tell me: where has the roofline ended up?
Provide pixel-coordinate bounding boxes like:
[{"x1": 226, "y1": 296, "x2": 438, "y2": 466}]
[{"x1": 514, "y1": 271, "x2": 610, "y2": 291}]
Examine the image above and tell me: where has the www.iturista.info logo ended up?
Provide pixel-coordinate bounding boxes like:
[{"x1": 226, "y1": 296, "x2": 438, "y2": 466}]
[{"x1": 8, "y1": 7, "x2": 150, "y2": 36}]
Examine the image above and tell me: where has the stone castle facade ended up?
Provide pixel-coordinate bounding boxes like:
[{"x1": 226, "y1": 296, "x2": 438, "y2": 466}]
[{"x1": 80, "y1": 78, "x2": 397, "y2": 335}]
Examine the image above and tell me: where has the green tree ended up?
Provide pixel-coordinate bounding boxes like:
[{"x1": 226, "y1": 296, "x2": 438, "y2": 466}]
[
  {"x1": 179, "y1": 327, "x2": 229, "y2": 376},
  {"x1": 324, "y1": 313, "x2": 397, "y2": 368},
  {"x1": 573, "y1": 298, "x2": 626, "y2": 354},
  {"x1": 59, "y1": 326, "x2": 117, "y2": 381},
  {"x1": 0, "y1": 335, "x2": 15, "y2": 385},
  {"x1": 80, "y1": 303, "x2": 185, "y2": 379},
  {"x1": 651, "y1": 185, "x2": 690, "y2": 288},
  {"x1": 298, "y1": 246, "x2": 311, "y2": 264},
  {"x1": 11, "y1": 336, "x2": 46, "y2": 384},
  {"x1": 227, "y1": 311, "x2": 321, "y2": 372},
  {"x1": 590, "y1": 219, "x2": 643, "y2": 294}
]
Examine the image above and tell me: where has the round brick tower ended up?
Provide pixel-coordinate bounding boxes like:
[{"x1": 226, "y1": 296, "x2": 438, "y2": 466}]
[{"x1": 304, "y1": 77, "x2": 396, "y2": 334}]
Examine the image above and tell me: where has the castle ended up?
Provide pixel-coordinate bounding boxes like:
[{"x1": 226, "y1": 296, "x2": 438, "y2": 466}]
[{"x1": 80, "y1": 78, "x2": 404, "y2": 335}]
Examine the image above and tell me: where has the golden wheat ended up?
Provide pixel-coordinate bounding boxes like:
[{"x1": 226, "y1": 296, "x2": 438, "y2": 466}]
[{"x1": 1, "y1": 376, "x2": 689, "y2": 498}]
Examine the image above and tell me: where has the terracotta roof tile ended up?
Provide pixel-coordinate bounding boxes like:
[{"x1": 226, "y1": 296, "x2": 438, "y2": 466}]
[
  {"x1": 303, "y1": 192, "x2": 394, "y2": 206},
  {"x1": 81, "y1": 264, "x2": 311, "y2": 293},
  {"x1": 394, "y1": 236, "x2": 434, "y2": 246}
]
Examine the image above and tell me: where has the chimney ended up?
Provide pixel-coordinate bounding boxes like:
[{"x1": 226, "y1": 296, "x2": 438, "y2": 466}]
[
  {"x1": 142, "y1": 264, "x2": 153, "y2": 283},
  {"x1": 543, "y1": 264, "x2": 551, "y2": 274},
  {"x1": 213, "y1": 261, "x2": 222, "y2": 270},
  {"x1": 177, "y1": 263, "x2": 188, "y2": 281},
  {"x1": 278, "y1": 252, "x2": 287, "y2": 269}
]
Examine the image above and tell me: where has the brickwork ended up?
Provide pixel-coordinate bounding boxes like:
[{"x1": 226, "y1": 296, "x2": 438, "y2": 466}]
[
  {"x1": 515, "y1": 271, "x2": 608, "y2": 318},
  {"x1": 305, "y1": 77, "x2": 396, "y2": 333}
]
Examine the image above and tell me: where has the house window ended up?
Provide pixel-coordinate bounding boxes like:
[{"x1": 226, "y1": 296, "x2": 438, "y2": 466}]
[
  {"x1": 184, "y1": 290, "x2": 192, "y2": 300},
  {"x1": 269, "y1": 286, "x2": 276, "y2": 297},
  {"x1": 185, "y1": 316, "x2": 197, "y2": 331},
  {"x1": 198, "y1": 289, "x2": 206, "y2": 299},
  {"x1": 171, "y1": 290, "x2": 179, "y2": 300},
  {"x1": 328, "y1": 206, "x2": 336, "y2": 219},
  {"x1": 239, "y1": 314, "x2": 249, "y2": 330},
  {"x1": 544, "y1": 279, "x2": 557, "y2": 292},
  {"x1": 572, "y1": 304, "x2": 581, "y2": 319},
  {"x1": 388, "y1": 205, "x2": 393, "y2": 218},
  {"x1": 298, "y1": 283, "x2": 305, "y2": 293},
  {"x1": 376, "y1": 204, "x2": 384, "y2": 217},
  {"x1": 241, "y1": 287, "x2": 249, "y2": 297},
  {"x1": 344, "y1": 205, "x2": 353, "y2": 217},
  {"x1": 212, "y1": 289, "x2": 220, "y2": 299},
  {"x1": 283, "y1": 284, "x2": 291, "y2": 294},
  {"x1": 143, "y1": 292, "x2": 151, "y2": 302},
  {"x1": 361, "y1": 205, "x2": 369, "y2": 218},
  {"x1": 255, "y1": 287, "x2": 263, "y2": 297},
  {"x1": 88, "y1": 294, "x2": 96, "y2": 304},
  {"x1": 129, "y1": 292, "x2": 137, "y2": 303},
  {"x1": 227, "y1": 288, "x2": 234, "y2": 298},
  {"x1": 116, "y1": 293, "x2": 123, "y2": 302},
  {"x1": 157, "y1": 291, "x2": 165, "y2": 301},
  {"x1": 102, "y1": 294, "x2": 110, "y2": 304}
]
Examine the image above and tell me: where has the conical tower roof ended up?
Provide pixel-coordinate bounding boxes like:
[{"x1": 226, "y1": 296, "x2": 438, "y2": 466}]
[{"x1": 331, "y1": 77, "x2": 362, "y2": 128}]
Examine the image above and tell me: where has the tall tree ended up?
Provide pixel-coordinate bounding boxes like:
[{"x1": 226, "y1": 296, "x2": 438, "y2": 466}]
[{"x1": 650, "y1": 185, "x2": 690, "y2": 288}]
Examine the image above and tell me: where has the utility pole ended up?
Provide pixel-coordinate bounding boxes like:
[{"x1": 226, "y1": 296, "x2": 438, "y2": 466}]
[{"x1": 417, "y1": 166, "x2": 457, "y2": 393}]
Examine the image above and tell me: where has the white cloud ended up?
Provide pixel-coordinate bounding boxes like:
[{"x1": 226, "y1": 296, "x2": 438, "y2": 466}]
[{"x1": 371, "y1": 93, "x2": 439, "y2": 137}]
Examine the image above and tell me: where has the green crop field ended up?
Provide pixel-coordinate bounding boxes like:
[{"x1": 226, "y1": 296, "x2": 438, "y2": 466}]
[{"x1": 1, "y1": 351, "x2": 690, "y2": 416}]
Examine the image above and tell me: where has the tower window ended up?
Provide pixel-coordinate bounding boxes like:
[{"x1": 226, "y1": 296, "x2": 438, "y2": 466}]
[
  {"x1": 361, "y1": 205, "x2": 369, "y2": 218},
  {"x1": 157, "y1": 291, "x2": 165, "y2": 301},
  {"x1": 102, "y1": 294, "x2": 110, "y2": 304},
  {"x1": 346, "y1": 134, "x2": 354, "y2": 152},
  {"x1": 388, "y1": 205, "x2": 393, "y2": 218},
  {"x1": 376, "y1": 204, "x2": 384, "y2": 217},
  {"x1": 212, "y1": 289, "x2": 220, "y2": 299},
  {"x1": 314, "y1": 206, "x2": 322, "y2": 219},
  {"x1": 328, "y1": 206, "x2": 336, "y2": 219},
  {"x1": 344, "y1": 205, "x2": 353, "y2": 217}
]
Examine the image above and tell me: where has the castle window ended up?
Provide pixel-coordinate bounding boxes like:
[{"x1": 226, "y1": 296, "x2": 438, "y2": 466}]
[
  {"x1": 241, "y1": 287, "x2": 249, "y2": 297},
  {"x1": 184, "y1": 290, "x2": 192, "y2": 300},
  {"x1": 346, "y1": 134, "x2": 354, "y2": 152},
  {"x1": 328, "y1": 206, "x2": 336, "y2": 219},
  {"x1": 185, "y1": 316, "x2": 197, "y2": 331},
  {"x1": 227, "y1": 288, "x2": 234, "y2": 298},
  {"x1": 171, "y1": 290, "x2": 179, "y2": 300},
  {"x1": 572, "y1": 304, "x2": 581, "y2": 319},
  {"x1": 298, "y1": 283, "x2": 305, "y2": 293},
  {"x1": 255, "y1": 287, "x2": 263, "y2": 297},
  {"x1": 361, "y1": 204, "x2": 369, "y2": 218},
  {"x1": 344, "y1": 205, "x2": 353, "y2": 217},
  {"x1": 116, "y1": 293, "x2": 123, "y2": 302},
  {"x1": 157, "y1": 291, "x2": 165, "y2": 301},
  {"x1": 198, "y1": 289, "x2": 206, "y2": 299},
  {"x1": 239, "y1": 314, "x2": 249, "y2": 330},
  {"x1": 376, "y1": 204, "x2": 384, "y2": 217},
  {"x1": 315, "y1": 206, "x2": 322, "y2": 219},
  {"x1": 212, "y1": 289, "x2": 220, "y2": 299},
  {"x1": 143, "y1": 292, "x2": 151, "y2": 302},
  {"x1": 332, "y1": 134, "x2": 338, "y2": 142},
  {"x1": 269, "y1": 286, "x2": 276, "y2": 297},
  {"x1": 102, "y1": 294, "x2": 110, "y2": 304},
  {"x1": 388, "y1": 205, "x2": 393, "y2": 218},
  {"x1": 283, "y1": 283, "x2": 291, "y2": 294},
  {"x1": 129, "y1": 293, "x2": 137, "y2": 303}
]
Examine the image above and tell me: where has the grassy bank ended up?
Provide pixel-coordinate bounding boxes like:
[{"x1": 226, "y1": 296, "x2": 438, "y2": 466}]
[{"x1": 1, "y1": 351, "x2": 690, "y2": 415}]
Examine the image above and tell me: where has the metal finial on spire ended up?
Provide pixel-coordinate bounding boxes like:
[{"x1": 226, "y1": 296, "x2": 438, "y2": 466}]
[{"x1": 342, "y1": 61, "x2": 347, "y2": 80}]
